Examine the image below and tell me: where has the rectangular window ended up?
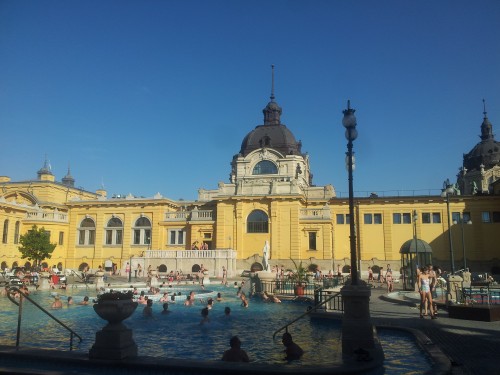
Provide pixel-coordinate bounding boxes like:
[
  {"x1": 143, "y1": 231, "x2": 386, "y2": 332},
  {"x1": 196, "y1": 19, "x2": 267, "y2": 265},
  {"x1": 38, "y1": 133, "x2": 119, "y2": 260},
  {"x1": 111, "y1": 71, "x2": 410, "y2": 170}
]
[
  {"x1": 79, "y1": 230, "x2": 85, "y2": 245},
  {"x1": 374, "y1": 213, "x2": 382, "y2": 224},
  {"x1": 393, "y1": 213, "x2": 401, "y2": 224},
  {"x1": 463, "y1": 212, "x2": 471, "y2": 222},
  {"x1": 106, "y1": 230, "x2": 113, "y2": 245},
  {"x1": 134, "y1": 229, "x2": 140, "y2": 244},
  {"x1": 432, "y1": 213, "x2": 441, "y2": 223},
  {"x1": 364, "y1": 214, "x2": 373, "y2": 224},
  {"x1": 14, "y1": 222, "x2": 20, "y2": 244},
  {"x1": 336, "y1": 214, "x2": 344, "y2": 225},
  {"x1": 116, "y1": 230, "x2": 123, "y2": 245},
  {"x1": 346, "y1": 214, "x2": 350, "y2": 224},
  {"x1": 402, "y1": 213, "x2": 411, "y2": 224},
  {"x1": 58, "y1": 232, "x2": 64, "y2": 246},
  {"x1": 145, "y1": 229, "x2": 151, "y2": 244},
  {"x1": 482, "y1": 211, "x2": 491, "y2": 223},
  {"x1": 168, "y1": 229, "x2": 186, "y2": 245},
  {"x1": 308, "y1": 232, "x2": 317, "y2": 250},
  {"x1": 493, "y1": 212, "x2": 500, "y2": 223},
  {"x1": 89, "y1": 230, "x2": 95, "y2": 245},
  {"x1": 422, "y1": 213, "x2": 431, "y2": 224},
  {"x1": 452, "y1": 212, "x2": 461, "y2": 223}
]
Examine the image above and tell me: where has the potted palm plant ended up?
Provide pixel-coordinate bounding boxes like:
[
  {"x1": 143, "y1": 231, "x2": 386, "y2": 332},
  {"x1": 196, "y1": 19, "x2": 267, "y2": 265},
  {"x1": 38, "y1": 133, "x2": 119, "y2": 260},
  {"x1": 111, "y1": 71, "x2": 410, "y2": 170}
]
[{"x1": 289, "y1": 259, "x2": 308, "y2": 296}]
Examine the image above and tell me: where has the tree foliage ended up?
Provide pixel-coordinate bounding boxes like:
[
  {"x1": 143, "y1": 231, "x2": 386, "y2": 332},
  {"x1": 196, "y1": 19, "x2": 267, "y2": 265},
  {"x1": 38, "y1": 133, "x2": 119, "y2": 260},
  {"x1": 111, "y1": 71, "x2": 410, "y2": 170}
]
[{"x1": 18, "y1": 225, "x2": 57, "y2": 267}]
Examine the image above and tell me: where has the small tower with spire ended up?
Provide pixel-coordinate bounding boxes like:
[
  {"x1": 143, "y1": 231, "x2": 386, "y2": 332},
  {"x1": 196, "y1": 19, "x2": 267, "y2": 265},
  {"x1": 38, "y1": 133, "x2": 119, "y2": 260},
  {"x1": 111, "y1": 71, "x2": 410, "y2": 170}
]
[
  {"x1": 37, "y1": 155, "x2": 55, "y2": 182},
  {"x1": 62, "y1": 164, "x2": 75, "y2": 187}
]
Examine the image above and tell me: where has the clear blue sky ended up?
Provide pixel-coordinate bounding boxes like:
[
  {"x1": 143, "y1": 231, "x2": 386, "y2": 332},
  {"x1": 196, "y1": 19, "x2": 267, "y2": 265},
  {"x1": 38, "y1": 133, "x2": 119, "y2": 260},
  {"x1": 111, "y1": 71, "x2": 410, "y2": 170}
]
[{"x1": 1, "y1": 1, "x2": 499, "y2": 200}]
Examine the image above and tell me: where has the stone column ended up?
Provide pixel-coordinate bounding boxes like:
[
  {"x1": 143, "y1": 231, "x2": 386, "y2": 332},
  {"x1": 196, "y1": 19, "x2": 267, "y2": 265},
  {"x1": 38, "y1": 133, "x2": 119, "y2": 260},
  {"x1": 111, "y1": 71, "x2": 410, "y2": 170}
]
[{"x1": 340, "y1": 281, "x2": 376, "y2": 359}]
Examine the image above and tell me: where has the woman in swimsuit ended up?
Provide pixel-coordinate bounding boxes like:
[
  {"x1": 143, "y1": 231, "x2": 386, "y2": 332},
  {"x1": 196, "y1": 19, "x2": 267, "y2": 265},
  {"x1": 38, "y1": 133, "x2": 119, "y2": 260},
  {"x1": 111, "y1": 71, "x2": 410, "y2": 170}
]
[{"x1": 418, "y1": 266, "x2": 437, "y2": 319}]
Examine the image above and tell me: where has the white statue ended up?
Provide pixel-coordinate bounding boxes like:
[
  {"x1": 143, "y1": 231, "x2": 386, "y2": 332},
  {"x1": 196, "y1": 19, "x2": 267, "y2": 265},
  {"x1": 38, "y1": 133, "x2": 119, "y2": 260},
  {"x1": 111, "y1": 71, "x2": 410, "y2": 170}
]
[{"x1": 262, "y1": 241, "x2": 270, "y2": 272}]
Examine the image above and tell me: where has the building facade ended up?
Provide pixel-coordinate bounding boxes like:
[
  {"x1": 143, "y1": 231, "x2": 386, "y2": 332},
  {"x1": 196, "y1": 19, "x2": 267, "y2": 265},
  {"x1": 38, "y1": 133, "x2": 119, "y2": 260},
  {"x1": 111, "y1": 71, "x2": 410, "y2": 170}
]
[{"x1": 1, "y1": 96, "x2": 500, "y2": 278}]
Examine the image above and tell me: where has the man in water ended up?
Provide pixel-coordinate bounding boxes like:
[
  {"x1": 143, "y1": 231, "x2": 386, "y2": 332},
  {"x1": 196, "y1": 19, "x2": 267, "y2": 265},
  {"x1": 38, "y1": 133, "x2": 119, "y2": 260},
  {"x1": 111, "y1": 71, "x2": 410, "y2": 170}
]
[{"x1": 222, "y1": 336, "x2": 250, "y2": 362}]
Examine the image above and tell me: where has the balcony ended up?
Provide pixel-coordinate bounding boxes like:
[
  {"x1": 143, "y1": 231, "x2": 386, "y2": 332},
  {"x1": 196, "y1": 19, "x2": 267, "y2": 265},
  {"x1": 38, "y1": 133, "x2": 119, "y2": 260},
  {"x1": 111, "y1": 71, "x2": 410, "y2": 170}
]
[
  {"x1": 299, "y1": 206, "x2": 331, "y2": 221},
  {"x1": 144, "y1": 249, "x2": 236, "y2": 259},
  {"x1": 164, "y1": 209, "x2": 214, "y2": 222},
  {"x1": 25, "y1": 210, "x2": 69, "y2": 223}
]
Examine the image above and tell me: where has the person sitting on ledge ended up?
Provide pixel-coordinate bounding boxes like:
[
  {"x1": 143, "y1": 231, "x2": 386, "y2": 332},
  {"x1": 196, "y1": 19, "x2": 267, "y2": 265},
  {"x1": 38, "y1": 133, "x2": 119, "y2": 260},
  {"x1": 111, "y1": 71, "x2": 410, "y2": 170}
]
[{"x1": 221, "y1": 336, "x2": 250, "y2": 362}]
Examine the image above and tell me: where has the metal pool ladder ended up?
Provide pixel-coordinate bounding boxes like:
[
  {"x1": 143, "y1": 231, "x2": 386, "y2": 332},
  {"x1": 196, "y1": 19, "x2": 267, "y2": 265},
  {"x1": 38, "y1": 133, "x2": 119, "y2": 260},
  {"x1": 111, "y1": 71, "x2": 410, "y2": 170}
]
[
  {"x1": 6, "y1": 286, "x2": 83, "y2": 350},
  {"x1": 272, "y1": 289, "x2": 343, "y2": 339}
]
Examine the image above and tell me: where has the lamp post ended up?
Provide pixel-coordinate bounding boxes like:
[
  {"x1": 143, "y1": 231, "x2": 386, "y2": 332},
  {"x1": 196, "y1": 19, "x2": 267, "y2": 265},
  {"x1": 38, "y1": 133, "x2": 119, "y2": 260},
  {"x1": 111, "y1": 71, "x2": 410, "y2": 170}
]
[
  {"x1": 454, "y1": 213, "x2": 472, "y2": 270},
  {"x1": 342, "y1": 100, "x2": 358, "y2": 285},
  {"x1": 413, "y1": 210, "x2": 419, "y2": 288},
  {"x1": 441, "y1": 179, "x2": 455, "y2": 274}
]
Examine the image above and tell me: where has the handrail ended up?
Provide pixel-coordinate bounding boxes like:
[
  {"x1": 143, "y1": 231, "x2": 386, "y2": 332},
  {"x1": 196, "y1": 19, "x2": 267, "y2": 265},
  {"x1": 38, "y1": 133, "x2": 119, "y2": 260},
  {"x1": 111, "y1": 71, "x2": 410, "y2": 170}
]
[
  {"x1": 6, "y1": 286, "x2": 83, "y2": 350},
  {"x1": 68, "y1": 269, "x2": 89, "y2": 288},
  {"x1": 272, "y1": 291, "x2": 342, "y2": 339}
]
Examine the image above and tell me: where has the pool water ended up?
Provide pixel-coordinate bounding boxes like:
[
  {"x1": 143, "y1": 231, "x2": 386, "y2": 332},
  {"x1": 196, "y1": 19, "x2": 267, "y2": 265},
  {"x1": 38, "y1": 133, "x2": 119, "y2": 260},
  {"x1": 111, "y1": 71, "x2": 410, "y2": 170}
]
[{"x1": 0, "y1": 285, "x2": 432, "y2": 373}]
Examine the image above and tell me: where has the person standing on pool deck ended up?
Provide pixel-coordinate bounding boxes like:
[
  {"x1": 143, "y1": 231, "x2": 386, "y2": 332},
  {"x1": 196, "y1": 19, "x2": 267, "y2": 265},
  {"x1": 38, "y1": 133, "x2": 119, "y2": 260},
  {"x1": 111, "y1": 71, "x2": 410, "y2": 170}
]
[
  {"x1": 282, "y1": 332, "x2": 303, "y2": 360},
  {"x1": 221, "y1": 336, "x2": 250, "y2": 362}
]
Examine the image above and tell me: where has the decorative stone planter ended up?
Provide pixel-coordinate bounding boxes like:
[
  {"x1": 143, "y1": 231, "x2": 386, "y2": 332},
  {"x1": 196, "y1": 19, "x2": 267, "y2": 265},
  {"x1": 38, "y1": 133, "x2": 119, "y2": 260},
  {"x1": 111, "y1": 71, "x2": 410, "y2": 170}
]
[{"x1": 89, "y1": 299, "x2": 138, "y2": 360}]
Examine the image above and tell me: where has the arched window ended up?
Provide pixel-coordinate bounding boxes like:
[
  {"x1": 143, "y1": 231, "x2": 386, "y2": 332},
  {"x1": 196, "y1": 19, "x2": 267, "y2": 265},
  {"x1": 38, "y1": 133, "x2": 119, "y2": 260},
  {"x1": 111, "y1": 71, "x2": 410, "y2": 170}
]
[
  {"x1": 252, "y1": 160, "x2": 278, "y2": 175},
  {"x1": 105, "y1": 217, "x2": 123, "y2": 245},
  {"x1": 2, "y1": 219, "x2": 8, "y2": 244},
  {"x1": 133, "y1": 217, "x2": 151, "y2": 245},
  {"x1": 14, "y1": 221, "x2": 20, "y2": 244},
  {"x1": 78, "y1": 217, "x2": 95, "y2": 245},
  {"x1": 247, "y1": 210, "x2": 269, "y2": 233}
]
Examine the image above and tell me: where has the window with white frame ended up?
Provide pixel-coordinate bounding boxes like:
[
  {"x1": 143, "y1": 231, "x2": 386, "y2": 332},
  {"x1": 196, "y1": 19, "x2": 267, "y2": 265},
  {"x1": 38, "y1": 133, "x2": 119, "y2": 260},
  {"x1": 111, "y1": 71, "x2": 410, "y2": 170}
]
[
  {"x1": 168, "y1": 228, "x2": 185, "y2": 245},
  {"x1": 422, "y1": 212, "x2": 441, "y2": 224},
  {"x1": 2, "y1": 219, "x2": 8, "y2": 244},
  {"x1": 14, "y1": 221, "x2": 20, "y2": 244},
  {"x1": 364, "y1": 213, "x2": 382, "y2": 224},
  {"x1": 133, "y1": 217, "x2": 151, "y2": 245},
  {"x1": 78, "y1": 217, "x2": 95, "y2": 245},
  {"x1": 105, "y1": 217, "x2": 123, "y2": 245},
  {"x1": 308, "y1": 232, "x2": 317, "y2": 250},
  {"x1": 336, "y1": 214, "x2": 350, "y2": 224}
]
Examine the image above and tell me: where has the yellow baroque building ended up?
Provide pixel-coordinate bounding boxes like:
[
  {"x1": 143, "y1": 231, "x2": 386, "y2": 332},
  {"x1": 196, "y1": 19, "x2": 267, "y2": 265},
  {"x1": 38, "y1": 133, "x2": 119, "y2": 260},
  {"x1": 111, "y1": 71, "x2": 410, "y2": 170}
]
[{"x1": 1, "y1": 96, "x2": 500, "y2": 278}]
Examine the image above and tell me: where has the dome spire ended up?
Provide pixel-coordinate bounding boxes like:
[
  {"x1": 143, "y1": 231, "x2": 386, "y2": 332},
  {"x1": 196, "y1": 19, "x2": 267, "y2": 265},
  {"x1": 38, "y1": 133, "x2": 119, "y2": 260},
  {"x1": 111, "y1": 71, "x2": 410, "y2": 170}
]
[
  {"x1": 262, "y1": 64, "x2": 282, "y2": 125},
  {"x1": 270, "y1": 64, "x2": 275, "y2": 102},
  {"x1": 62, "y1": 163, "x2": 75, "y2": 187},
  {"x1": 480, "y1": 98, "x2": 494, "y2": 141}
]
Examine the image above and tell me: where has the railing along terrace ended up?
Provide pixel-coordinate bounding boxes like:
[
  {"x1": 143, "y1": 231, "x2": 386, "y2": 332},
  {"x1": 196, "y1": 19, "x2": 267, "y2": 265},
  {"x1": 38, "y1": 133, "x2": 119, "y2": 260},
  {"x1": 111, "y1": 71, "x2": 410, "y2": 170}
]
[
  {"x1": 25, "y1": 211, "x2": 68, "y2": 223},
  {"x1": 164, "y1": 210, "x2": 214, "y2": 221},
  {"x1": 259, "y1": 279, "x2": 317, "y2": 297},
  {"x1": 299, "y1": 208, "x2": 331, "y2": 220},
  {"x1": 314, "y1": 288, "x2": 344, "y2": 313},
  {"x1": 144, "y1": 249, "x2": 236, "y2": 259}
]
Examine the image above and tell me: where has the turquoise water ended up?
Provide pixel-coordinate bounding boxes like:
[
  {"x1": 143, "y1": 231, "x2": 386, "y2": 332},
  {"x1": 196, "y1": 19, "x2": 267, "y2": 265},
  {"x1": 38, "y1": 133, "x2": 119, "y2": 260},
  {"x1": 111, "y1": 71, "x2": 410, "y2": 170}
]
[{"x1": 0, "y1": 285, "x2": 432, "y2": 373}]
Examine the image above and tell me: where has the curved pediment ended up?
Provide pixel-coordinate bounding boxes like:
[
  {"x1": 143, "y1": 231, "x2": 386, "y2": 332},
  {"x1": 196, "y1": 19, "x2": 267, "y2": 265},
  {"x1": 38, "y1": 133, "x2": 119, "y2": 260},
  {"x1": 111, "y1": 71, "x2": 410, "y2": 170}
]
[{"x1": 1, "y1": 191, "x2": 38, "y2": 207}]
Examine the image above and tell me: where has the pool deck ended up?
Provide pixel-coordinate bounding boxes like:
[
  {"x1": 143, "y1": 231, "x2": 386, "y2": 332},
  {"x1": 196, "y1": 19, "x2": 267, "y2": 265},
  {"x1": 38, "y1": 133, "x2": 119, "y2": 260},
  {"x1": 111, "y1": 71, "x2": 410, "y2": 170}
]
[{"x1": 2, "y1": 275, "x2": 500, "y2": 374}]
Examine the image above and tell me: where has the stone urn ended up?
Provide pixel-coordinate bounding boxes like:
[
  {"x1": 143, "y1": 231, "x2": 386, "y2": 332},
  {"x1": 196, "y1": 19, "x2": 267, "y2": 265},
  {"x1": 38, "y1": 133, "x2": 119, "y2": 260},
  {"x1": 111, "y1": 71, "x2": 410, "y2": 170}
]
[
  {"x1": 94, "y1": 270, "x2": 105, "y2": 290},
  {"x1": 93, "y1": 299, "x2": 137, "y2": 327},
  {"x1": 90, "y1": 294, "x2": 138, "y2": 360}
]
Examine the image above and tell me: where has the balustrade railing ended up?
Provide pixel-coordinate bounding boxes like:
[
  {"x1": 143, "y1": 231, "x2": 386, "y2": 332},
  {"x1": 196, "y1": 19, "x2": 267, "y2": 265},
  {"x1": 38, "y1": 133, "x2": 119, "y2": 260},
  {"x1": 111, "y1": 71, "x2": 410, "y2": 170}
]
[
  {"x1": 144, "y1": 249, "x2": 236, "y2": 259},
  {"x1": 25, "y1": 211, "x2": 68, "y2": 222},
  {"x1": 164, "y1": 210, "x2": 214, "y2": 221},
  {"x1": 299, "y1": 208, "x2": 331, "y2": 220}
]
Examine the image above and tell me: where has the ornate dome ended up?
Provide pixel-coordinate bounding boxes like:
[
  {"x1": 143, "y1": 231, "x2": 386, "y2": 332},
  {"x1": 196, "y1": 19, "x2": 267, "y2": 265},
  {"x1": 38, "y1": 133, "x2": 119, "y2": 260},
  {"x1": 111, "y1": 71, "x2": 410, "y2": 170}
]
[
  {"x1": 463, "y1": 106, "x2": 500, "y2": 171},
  {"x1": 240, "y1": 65, "x2": 303, "y2": 157},
  {"x1": 239, "y1": 119, "x2": 302, "y2": 157}
]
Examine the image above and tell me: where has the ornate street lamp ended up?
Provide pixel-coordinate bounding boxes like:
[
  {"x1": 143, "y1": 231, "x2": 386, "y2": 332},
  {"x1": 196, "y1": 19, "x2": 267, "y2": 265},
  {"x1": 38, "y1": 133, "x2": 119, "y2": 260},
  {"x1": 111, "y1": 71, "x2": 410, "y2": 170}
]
[
  {"x1": 453, "y1": 213, "x2": 472, "y2": 270},
  {"x1": 342, "y1": 100, "x2": 358, "y2": 285},
  {"x1": 441, "y1": 179, "x2": 455, "y2": 274}
]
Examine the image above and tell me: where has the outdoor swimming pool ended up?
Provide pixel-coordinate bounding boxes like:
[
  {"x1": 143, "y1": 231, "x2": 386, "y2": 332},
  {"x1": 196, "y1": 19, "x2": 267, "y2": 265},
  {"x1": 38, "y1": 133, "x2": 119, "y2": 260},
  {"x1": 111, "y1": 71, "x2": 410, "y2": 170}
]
[{"x1": 0, "y1": 284, "x2": 432, "y2": 374}]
